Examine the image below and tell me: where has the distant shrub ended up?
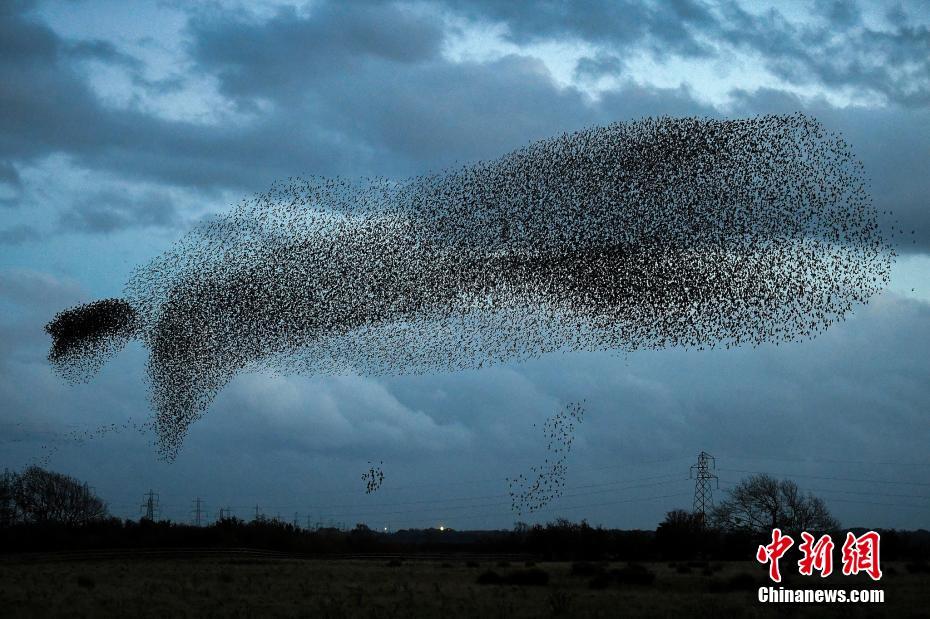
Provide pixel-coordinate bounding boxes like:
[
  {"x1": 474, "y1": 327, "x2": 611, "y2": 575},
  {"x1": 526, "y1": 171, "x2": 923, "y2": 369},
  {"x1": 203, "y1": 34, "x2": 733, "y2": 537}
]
[
  {"x1": 612, "y1": 565, "x2": 656, "y2": 586},
  {"x1": 588, "y1": 574, "x2": 610, "y2": 590},
  {"x1": 708, "y1": 572, "x2": 759, "y2": 593},
  {"x1": 496, "y1": 560, "x2": 511, "y2": 568},
  {"x1": 386, "y1": 559, "x2": 402, "y2": 567},
  {"x1": 906, "y1": 561, "x2": 929, "y2": 574},
  {"x1": 476, "y1": 570, "x2": 502, "y2": 585},
  {"x1": 570, "y1": 561, "x2": 605, "y2": 577},
  {"x1": 547, "y1": 590, "x2": 574, "y2": 616},
  {"x1": 524, "y1": 561, "x2": 536, "y2": 567},
  {"x1": 76, "y1": 575, "x2": 95, "y2": 590},
  {"x1": 676, "y1": 565, "x2": 692, "y2": 574},
  {"x1": 506, "y1": 568, "x2": 549, "y2": 586},
  {"x1": 465, "y1": 560, "x2": 480, "y2": 568}
]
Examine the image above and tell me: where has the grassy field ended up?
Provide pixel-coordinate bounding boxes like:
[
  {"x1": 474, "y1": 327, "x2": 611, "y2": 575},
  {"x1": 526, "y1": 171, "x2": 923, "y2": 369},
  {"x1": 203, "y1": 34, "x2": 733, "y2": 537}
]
[{"x1": 0, "y1": 556, "x2": 925, "y2": 618}]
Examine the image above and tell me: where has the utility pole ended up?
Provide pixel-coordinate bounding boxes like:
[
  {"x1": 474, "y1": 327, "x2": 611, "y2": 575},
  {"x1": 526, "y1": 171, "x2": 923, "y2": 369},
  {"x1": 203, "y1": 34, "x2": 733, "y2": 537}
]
[
  {"x1": 140, "y1": 490, "x2": 159, "y2": 521},
  {"x1": 191, "y1": 497, "x2": 205, "y2": 527},
  {"x1": 690, "y1": 451, "x2": 718, "y2": 527},
  {"x1": 293, "y1": 512, "x2": 300, "y2": 529},
  {"x1": 254, "y1": 504, "x2": 262, "y2": 522}
]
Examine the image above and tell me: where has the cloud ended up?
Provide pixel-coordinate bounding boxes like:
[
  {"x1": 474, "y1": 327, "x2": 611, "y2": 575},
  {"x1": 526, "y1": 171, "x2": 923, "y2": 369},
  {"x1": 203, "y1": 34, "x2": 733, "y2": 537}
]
[
  {"x1": 58, "y1": 188, "x2": 180, "y2": 233},
  {"x1": 574, "y1": 52, "x2": 626, "y2": 81},
  {"x1": 188, "y1": 2, "x2": 445, "y2": 106},
  {"x1": 437, "y1": 1, "x2": 930, "y2": 108},
  {"x1": 0, "y1": 268, "x2": 86, "y2": 311},
  {"x1": 714, "y1": 0, "x2": 930, "y2": 107},
  {"x1": 65, "y1": 38, "x2": 143, "y2": 69},
  {"x1": 0, "y1": 224, "x2": 40, "y2": 245},
  {"x1": 210, "y1": 374, "x2": 474, "y2": 458},
  {"x1": 441, "y1": 0, "x2": 716, "y2": 58},
  {"x1": 0, "y1": 0, "x2": 715, "y2": 195}
]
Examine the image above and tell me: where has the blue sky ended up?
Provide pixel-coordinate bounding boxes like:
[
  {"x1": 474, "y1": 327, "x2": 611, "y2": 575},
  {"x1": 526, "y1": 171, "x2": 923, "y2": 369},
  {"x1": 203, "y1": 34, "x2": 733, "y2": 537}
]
[{"x1": 1, "y1": 0, "x2": 929, "y2": 530}]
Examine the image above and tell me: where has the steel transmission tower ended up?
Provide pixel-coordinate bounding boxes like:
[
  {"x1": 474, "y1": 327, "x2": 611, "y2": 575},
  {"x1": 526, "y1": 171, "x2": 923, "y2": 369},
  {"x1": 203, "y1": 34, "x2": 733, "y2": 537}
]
[
  {"x1": 690, "y1": 451, "x2": 718, "y2": 526},
  {"x1": 191, "y1": 497, "x2": 205, "y2": 526},
  {"x1": 140, "y1": 490, "x2": 159, "y2": 521}
]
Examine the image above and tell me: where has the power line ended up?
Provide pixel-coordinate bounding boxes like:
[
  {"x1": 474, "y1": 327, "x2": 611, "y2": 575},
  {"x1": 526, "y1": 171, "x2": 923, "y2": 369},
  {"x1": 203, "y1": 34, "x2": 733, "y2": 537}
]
[
  {"x1": 286, "y1": 478, "x2": 690, "y2": 521},
  {"x1": 718, "y1": 480, "x2": 930, "y2": 510},
  {"x1": 720, "y1": 454, "x2": 930, "y2": 468},
  {"x1": 718, "y1": 468, "x2": 930, "y2": 487},
  {"x1": 718, "y1": 479, "x2": 930, "y2": 502}
]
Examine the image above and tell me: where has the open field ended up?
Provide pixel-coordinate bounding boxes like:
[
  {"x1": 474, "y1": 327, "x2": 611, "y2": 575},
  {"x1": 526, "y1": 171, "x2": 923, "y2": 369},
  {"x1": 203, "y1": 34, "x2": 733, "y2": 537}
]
[{"x1": 0, "y1": 553, "x2": 925, "y2": 618}]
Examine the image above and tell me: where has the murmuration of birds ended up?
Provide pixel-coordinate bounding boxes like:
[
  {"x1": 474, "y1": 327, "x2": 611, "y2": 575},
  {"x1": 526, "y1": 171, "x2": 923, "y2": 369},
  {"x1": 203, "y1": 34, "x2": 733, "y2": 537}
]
[
  {"x1": 509, "y1": 401, "x2": 585, "y2": 515},
  {"x1": 362, "y1": 461, "x2": 385, "y2": 494},
  {"x1": 44, "y1": 114, "x2": 896, "y2": 460}
]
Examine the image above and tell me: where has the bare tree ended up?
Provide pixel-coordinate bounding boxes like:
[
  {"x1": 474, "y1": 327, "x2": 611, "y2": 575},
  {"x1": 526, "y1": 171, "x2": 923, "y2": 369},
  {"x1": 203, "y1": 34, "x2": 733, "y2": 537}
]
[
  {"x1": 0, "y1": 469, "x2": 16, "y2": 527},
  {"x1": 11, "y1": 466, "x2": 108, "y2": 525},
  {"x1": 711, "y1": 473, "x2": 839, "y2": 533}
]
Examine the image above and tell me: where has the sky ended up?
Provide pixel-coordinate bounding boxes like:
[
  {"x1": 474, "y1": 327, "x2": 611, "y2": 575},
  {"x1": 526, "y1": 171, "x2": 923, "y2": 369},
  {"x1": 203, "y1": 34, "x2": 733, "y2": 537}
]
[{"x1": 1, "y1": 0, "x2": 929, "y2": 531}]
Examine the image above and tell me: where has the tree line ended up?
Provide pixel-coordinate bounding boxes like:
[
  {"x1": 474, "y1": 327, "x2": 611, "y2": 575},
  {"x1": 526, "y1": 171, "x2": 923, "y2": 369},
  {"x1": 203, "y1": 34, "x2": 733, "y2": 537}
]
[
  {"x1": 1, "y1": 466, "x2": 108, "y2": 527},
  {"x1": 2, "y1": 466, "x2": 926, "y2": 563}
]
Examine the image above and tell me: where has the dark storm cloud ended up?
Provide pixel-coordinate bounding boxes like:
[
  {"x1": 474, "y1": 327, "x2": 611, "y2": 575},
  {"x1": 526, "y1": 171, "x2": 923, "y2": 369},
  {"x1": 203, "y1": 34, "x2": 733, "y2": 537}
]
[
  {"x1": 189, "y1": 2, "x2": 445, "y2": 106},
  {"x1": 439, "y1": 0, "x2": 930, "y2": 108},
  {"x1": 0, "y1": 161, "x2": 22, "y2": 185},
  {"x1": 58, "y1": 189, "x2": 180, "y2": 233},
  {"x1": 0, "y1": 160, "x2": 22, "y2": 207},
  {"x1": 0, "y1": 1, "x2": 614, "y2": 194},
  {"x1": 185, "y1": 4, "x2": 718, "y2": 172},
  {"x1": 441, "y1": 0, "x2": 716, "y2": 58},
  {"x1": 715, "y1": 0, "x2": 930, "y2": 107},
  {"x1": 0, "y1": 269, "x2": 85, "y2": 311},
  {"x1": 0, "y1": 224, "x2": 40, "y2": 245},
  {"x1": 0, "y1": 3, "x2": 341, "y2": 190},
  {"x1": 65, "y1": 39, "x2": 143, "y2": 69},
  {"x1": 574, "y1": 52, "x2": 626, "y2": 81}
]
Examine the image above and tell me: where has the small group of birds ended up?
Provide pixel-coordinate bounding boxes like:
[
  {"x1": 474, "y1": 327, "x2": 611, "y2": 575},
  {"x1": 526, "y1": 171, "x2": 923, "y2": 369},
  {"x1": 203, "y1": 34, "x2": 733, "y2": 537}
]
[
  {"x1": 45, "y1": 113, "x2": 895, "y2": 459},
  {"x1": 1, "y1": 418, "x2": 155, "y2": 467},
  {"x1": 361, "y1": 461, "x2": 385, "y2": 494},
  {"x1": 508, "y1": 401, "x2": 585, "y2": 515}
]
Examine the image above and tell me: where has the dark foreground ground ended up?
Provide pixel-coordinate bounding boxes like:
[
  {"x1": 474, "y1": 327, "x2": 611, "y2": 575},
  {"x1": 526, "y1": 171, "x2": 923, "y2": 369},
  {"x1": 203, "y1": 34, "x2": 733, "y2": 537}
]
[{"x1": 0, "y1": 554, "x2": 926, "y2": 618}]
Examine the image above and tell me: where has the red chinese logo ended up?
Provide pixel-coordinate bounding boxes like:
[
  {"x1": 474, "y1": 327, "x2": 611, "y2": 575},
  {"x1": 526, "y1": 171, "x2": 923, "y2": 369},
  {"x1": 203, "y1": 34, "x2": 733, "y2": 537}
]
[
  {"x1": 756, "y1": 528, "x2": 794, "y2": 582},
  {"x1": 841, "y1": 531, "x2": 882, "y2": 581},
  {"x1": 798, "y1": 532, "x2": 834, "y2": 577},
  {"x1": 757, "y1": 529, "x2": 882, "y2": 581}
]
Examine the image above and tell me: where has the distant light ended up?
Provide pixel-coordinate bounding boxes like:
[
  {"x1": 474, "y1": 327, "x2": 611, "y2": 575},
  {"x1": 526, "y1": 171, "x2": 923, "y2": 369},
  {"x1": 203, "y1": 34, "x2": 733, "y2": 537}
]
[{"x1": 439, "y1": 525, "x2": 445, "y2": 531}]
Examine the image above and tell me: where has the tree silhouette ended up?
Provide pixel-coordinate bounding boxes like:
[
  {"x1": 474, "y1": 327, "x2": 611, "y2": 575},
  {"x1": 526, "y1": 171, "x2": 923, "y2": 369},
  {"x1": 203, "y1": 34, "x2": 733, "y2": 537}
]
[
  {"x1": 6, "y1": 466, "x2": 108, "y2": 526},
  {"x1": 711, "y1": 473, "x2": 838, "y2": 534}
]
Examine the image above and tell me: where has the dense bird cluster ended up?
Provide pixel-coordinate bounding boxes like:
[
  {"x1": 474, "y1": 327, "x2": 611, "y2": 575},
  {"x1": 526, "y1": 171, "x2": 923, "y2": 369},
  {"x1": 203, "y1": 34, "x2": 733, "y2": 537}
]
[
  {"x1": 508, "y1": 401, "x2": 585, "y2": 514},
  {"x1": 362, "y1": 461, "x2": 385, "y2": 494},
  {"x1": 46, "y1": 299, "x2": 137, "y2": 384},
  {"x1": 45, "y1": 114, "x2": 894, "y2": 459}
]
